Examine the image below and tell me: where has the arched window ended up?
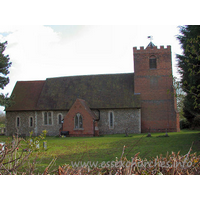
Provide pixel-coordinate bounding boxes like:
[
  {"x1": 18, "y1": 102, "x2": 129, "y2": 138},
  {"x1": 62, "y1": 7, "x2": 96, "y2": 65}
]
[
  {"x1": 149, "y1": 55, "x2": 157, "y2": 69},
  {"x1": 74, "y1": 113, "x2": 83, "y2": 129},
  {"x1": 16, "y1": 116, "x2": 20, "y2": 127},
  {"x1": 29, "y1": 116, "x2": 34, "y2": 127},
  {"x1": 58, "y1": 113, "x2": 63, "y2": 124},
  {"x1": 109, "y1": 111, "x2": 114, "y2": 129}
]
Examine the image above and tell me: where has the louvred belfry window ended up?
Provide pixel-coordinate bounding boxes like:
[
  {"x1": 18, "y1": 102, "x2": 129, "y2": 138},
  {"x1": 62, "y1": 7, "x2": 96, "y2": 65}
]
[{"x1": 149, "y1": 55, "x2": 157, "y2": 69}]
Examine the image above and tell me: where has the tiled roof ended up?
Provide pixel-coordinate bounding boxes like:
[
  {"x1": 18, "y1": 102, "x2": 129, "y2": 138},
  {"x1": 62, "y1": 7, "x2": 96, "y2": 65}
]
[
  {"x1": 146, "y1": 42, "x2": 155, "y2": 49},
  {"x1": 6, "y1": 73, "x2": 141, "y2": 111},
  {"x1": 6, "y1": 81, "x2": 45, "y2": 111}
]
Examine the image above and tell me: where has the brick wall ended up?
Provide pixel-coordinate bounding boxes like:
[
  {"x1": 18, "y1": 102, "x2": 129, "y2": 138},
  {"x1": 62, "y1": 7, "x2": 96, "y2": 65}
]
[
  {"x1": 62, "y1": 99, "x2": 96, "y2": 136},
  {"x1": 133, "y1": 45, "x2": 180, "y2": 133}
]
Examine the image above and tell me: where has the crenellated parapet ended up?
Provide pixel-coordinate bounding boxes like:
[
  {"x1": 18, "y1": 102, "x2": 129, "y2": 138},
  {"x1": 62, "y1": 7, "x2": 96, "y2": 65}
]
[{"x1": 133, "y1": 45, "x2": 171, "y2": 54}]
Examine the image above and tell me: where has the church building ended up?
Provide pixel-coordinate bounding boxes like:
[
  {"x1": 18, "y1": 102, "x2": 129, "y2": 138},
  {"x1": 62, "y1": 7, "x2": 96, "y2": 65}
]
[{"x1": 5, "y1": 42, "x2": 180, "y2": 136}]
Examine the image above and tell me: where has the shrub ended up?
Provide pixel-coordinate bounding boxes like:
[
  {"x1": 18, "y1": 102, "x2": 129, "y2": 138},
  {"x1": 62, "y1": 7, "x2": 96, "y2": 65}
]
[
  {"x1": 192, "y1": 115, "x2": 200, "y2": 129},
  {"x1": 55, "y1": 146, "x2": 200, "y2": 175},
  {"x1": 180, "y1": 119, "x2": 191, "y2": 129},
  {"x1": 0, "y1": 130, "x2": 47, "y2": 175}
]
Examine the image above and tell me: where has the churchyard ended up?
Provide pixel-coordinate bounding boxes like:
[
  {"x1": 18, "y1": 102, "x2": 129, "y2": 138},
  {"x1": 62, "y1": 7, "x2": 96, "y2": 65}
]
[{"x1": 0, "y1": 129, "x2": 200, "y2": 174}]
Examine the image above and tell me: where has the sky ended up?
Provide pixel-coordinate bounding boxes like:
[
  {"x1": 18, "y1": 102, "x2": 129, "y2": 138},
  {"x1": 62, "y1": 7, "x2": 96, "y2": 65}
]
[{"x1": 0, "y1": 25, "x2": 183, "y2": 112}]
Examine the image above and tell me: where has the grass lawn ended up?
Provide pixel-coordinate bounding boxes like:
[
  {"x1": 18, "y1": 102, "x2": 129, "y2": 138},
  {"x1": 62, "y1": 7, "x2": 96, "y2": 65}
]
[{"x1": 1, "y1": 129, "x2": 200, "y2": 173}]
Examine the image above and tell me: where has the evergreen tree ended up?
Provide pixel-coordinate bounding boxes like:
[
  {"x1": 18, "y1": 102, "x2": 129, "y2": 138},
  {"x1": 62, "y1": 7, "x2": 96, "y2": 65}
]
[
  {"x1": 0, "y1": 41, "x2": 12, "y2": 107},
  {"x1": 177, "y1": 25, "x2": 200, "y2": 126}
]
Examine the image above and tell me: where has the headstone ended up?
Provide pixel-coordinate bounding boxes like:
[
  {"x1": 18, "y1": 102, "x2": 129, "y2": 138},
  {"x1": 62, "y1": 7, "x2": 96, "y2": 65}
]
[
  {"x1": 0, "y1": 142, "x2": 5, "y2": 154},
  {"x1": 28, "y1": 139, "x2": 33, "y2": 151},
  {"x1": 35, "y1": 141, "x2": 39, "y2": 149},
  {"x1": 165, "y1": 133, "x2": 169, "y2": 137},
  {"x1": 43, "y1": 141, "x2": 47, "y2": 150},
  {"x1": 125, "y1": 128, "x2": 129, "y2": 137},
  {"x1": 12, "y1": 139, "x2": 15, "y2": 146},
  {"x1": 147, "y1": 132, "x2": 151, "y2": 137},
  {"x1": 165, "y1": 129, "x2": 169, "y2": 137}
]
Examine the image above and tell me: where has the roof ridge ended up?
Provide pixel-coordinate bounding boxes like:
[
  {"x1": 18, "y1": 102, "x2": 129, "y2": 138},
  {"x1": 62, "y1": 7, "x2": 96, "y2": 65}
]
[
  {"x1": 17, "y1": 80, "x2": 45, "y2": 83},
  {"x1": 47, "y1": 72, "x2": 134, "y2": 80}
]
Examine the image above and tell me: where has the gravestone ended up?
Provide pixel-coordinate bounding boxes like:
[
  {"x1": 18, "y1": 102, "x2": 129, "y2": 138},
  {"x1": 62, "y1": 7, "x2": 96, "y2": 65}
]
[
  {"x1": 0, "y1": 142, "x2": 5, "y2": 154},
  {"x1": 35, "y1": 141, "x2": 39, "y2": 149},
  {"x1": 43, "y1": 141, "x2": 47, "y2": 150}
]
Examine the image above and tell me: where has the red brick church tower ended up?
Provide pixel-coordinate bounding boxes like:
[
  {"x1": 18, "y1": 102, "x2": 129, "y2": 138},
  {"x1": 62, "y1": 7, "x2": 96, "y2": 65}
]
[{"x1": 133, "y1": 42, "x2": 180, "y2": 133}]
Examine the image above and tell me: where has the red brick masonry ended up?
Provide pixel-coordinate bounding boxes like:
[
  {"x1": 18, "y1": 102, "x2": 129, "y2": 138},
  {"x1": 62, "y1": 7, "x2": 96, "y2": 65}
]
[
  {"x1": 133, "y1": 45, "x2": 180, "y2": 133},
  {"x1": 62, "y1": 99, "x2": 99, "y2": 136}
]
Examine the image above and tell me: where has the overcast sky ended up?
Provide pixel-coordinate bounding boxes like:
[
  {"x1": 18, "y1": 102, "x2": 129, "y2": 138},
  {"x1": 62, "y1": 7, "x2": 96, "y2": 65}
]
[{"x1": 0, "y1": 25, "x2": 183, "y2": 111}]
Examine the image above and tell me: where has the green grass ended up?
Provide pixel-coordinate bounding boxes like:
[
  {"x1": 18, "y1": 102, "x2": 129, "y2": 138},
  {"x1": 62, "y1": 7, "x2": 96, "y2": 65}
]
[{"x1": 1, "y1": 130, "x2": 200, "y2": 173}]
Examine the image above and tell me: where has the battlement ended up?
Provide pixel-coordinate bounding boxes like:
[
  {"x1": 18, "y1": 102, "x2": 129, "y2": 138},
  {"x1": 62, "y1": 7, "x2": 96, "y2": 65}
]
[{"x1": 133, "y1": 45, "x2": 171, "y2": 53}]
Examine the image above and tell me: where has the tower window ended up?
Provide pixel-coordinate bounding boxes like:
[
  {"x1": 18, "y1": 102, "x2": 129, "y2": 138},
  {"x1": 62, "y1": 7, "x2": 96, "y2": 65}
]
[{"x1": 149, "y1": 55, "x2": 157, "y2": 69}]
